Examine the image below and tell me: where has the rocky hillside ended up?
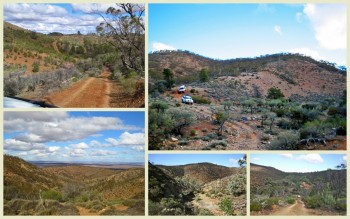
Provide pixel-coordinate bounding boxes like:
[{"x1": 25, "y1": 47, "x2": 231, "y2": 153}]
[
  {"x1": 149, "y1": 51, "x2": 346, "y2": 101},
  {"x1": 4, "y1": 155, "x2": 145, "y2": 215},
  {"x1": 157, "y1": 162, "x2": 239, "y2": 184},
  {"x1": 4, "y1": 154, "x2": 62, "y2": 200}
]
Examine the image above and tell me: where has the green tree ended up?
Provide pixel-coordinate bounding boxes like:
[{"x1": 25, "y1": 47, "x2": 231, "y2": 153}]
[
  {"x1": 242, "y1": 99, "x2": 256, "y2": 114},
  {"x1": 267, "y1": 87, "x2": 284, "y2": 99},
  {"x1": 163, "y1": 68, "x2": 175, "y2": 89},
  {"x1": 96, "y1": 4, "x2": 145, "y2": 74},
  {"x1": 199, "y1": 68, "x2": 209, "y2": 82}
]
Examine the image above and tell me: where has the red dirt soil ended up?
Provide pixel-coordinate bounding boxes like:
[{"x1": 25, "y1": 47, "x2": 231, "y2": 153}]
[{"x1": 44, "y1": 70, "x2": 111, "y2": 108}]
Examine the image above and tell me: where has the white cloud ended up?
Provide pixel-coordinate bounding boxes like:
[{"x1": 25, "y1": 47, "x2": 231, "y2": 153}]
[
  {"x1": 4, "y1": 112, "x2": 142, "y2": 143},
  {"x1": 289, "y1": 47, "x2": 326, "y2": 61},
  {"x1": 229, "y1": 158, "x2": 238, "y2": 163},
  {"x1": 303, "y1": 4, "x2": 346, "y2": 50},
  {"x1": 90, "y1": 150, "x2": 116, "y2": 156},
  {"x1": 71, "y1": 142, "x2": 89, "y2": 149},
  {"x1": 72, "y1": 3, "x2": 118, "y2": 13},
  {"x1": 4, "y1": 3, "x2": 115, "y2": 34},
  {"x1": 297, "y1": 154, "x2": 324, "y2": 164},
  {"x1": 4, "y1": 139, "x2": 45, "y2": 151},
  {"x1": 132, "y1": 146, "x2": 144, "y2": 151},
  {"x1": 343, "y1": 155, "x2": 347, "y2": 161},
  {"x1": 152, "y1": 42, "x2": 177, "y2": 52},
  {"x1": 274, "y1": 25, "x2": 282, "y2": 35},
  {"x1": 280, "y1": 154, "x2": 293, "y2": 159},
  {"x1": 69, "y1": 148, "x2": 87, "y2": 157},
  {"x1": 106, "y1": 132, "x2": 145, "y2": 146}
]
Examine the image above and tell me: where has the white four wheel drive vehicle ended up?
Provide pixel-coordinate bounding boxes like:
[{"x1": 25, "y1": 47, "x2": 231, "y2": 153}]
[
  {"x1": 178, "y1": 85, "x2": 186, "y2": 93},
  {"x1": 182, "y1": 95, "x2": 193, "y2": 104}
]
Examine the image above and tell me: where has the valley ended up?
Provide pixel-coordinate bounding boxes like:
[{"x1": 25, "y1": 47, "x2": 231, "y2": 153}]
[
  {"x1": 250, "y1": 163, "x2": 346, "y2": 216},
  {"x1": 149, "y1": 51, "x2": 346, "y2": 150},
  {"x1": 4, "y1": 155, "x2": 145, "y2": 215},
  {"x1": 148, "y1": 160, "x2": 246, "y2": 216}
]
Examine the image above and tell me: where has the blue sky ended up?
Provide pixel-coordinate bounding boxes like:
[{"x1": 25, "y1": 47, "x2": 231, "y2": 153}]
[
  {"x1": 4, "y1": 3, "x2": 121, "y2": 34},
  {"x1": 251, "y1": 154, "x2": 347, "y2": 172},
  {"x1": 149, "y1": 154, "x2": 245, "y2": 167},
  {"x1": 149, "y1": 4, "x2": 346, "y2": 66},
  {"x1": 4, "y1": 111, "x2": 145, "y2": 163}
]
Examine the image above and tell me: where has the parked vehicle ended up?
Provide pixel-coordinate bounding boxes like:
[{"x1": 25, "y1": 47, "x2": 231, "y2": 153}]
[
  {"x1": 178, "y1": 85, "x2": 186, "y2": 93},
  {"x1": 182, "y1": 95, "x2": 194, "y2": 104}
]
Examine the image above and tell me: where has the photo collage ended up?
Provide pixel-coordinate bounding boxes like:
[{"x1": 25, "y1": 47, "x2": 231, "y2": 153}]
[{"x1": 2, "y1": 2, "x2": 348, "y2": 218}]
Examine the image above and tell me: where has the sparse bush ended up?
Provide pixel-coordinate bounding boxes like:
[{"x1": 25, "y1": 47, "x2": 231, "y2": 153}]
[
  {"x1": 305, "y1": 195, "x2": 322, "y2": 209},
  {"x1": 190, "y1": 88, "x2": 196, "y2": 93},
  {"x1": 41, "y1": 189, "x2": 63, "y2": 202},
  {"x1": 192, "y1": 96, "x2": 211, "y2": 104},
  {"x1": 269, "y1": 131, "x2": 300, "y2": 150},
  {"x1": 277, "y1": 118, "x2": 292, "y2": 129},
  {"x1": 204, "y1": 140, "x2": 227, "y2": 150},
  {"x1": 287, "y1": 197, "x2": 295, "y2": 204},
  {"x1": 250, "y1": 201, "x2": 262, "y2": 211},
  {"x1": 227, "y1": 174, "x2": 246, "y2": 196},
  {"x1": 219, "y1": 198, "x2": 234, "y2": 215},
  {"x1": 175, "y1": 103, "x2": 181, "y2": 107},
  {"x1": 32, "y1": 61, "x2": 40, "y2": 72}
]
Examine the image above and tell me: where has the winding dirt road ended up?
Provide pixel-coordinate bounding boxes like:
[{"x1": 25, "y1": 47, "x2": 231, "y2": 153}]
[
  {"x1": 271, "y1": 199, "x2": 312, "y2": 215},
  {"x1": 45, "y1": 70, "x2": 111, "y2": 108}
]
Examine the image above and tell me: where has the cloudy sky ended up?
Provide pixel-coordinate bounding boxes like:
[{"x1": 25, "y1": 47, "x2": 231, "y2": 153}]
[
  {"x1": 251, "y1": 154, "x2": 347, "y2": 172},
  {"x1": 149, "y1": 154, "x2": 245, "y2": 167},
  {"x1": 4, "y1": 112, "x2": 145, "y2": 163},
  {"x1": 4, "y1": 3, "x2": 120, "y2": 34},
  {"x1": 149, "y1": 4, "x2": 346, "y2": 66}
]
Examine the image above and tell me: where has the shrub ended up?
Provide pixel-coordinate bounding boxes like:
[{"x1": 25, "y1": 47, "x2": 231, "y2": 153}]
[
  {"x1": 273, "y1": 108, "x2": 288, "y2": 117},
  {"x1": 190, "y1": 88, "x2": 196, "y2": 93},
  {"x1": 41, "y1": 189, "x2": 63, "y2": 201},
  {"x1": 269, "y1": 131, "x2": 300, "y2": 150},
  {"x1": 335, "y1": 198, "x2": 346, "y2": 211},
  {"x1": 277, "y1": 118, "x2": 292, "y2": 129},
  {"x1": 219, "y1": 198, "x2": 234, "y2": 215},
  {"x1": 175, "y1": 103, "x2": 181, "y2": 107},
  {"x1": 192, "y1": 96, "x2": 211, "y2": 104},
  {"x1": 267, "y1": 87, "x2": 284, "y2": 99},
  {"x1": 305, "y1": 195, "x2": 322, "y2": 209},
  {"x1": 32, "y1": 61, "x2": 40, "y2": 72},
  {"x1": 250, "y1": 201, "x2": 262, "y2": 211},
  {"x1": 287, "y1": 197, "x2": 295, "y2": 204},
  {"x1": 260, "y1": 134, "x2": 271, "y2": 141},
  {"x1": 190, "y1": 130, "x2": 196, "y2": 136},
  {"x1": 205, "y1": 140, "x2": 227, "y2": 149},
  {"x1": 227, "y1": 174, "x2": 246, "y2": 196},
  {"x1": 328, "y1": 107, "x2": 338, "y2": 116}
]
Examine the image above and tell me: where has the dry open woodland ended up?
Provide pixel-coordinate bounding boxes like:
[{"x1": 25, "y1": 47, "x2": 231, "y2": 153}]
[
  {"x1": 4, "y1": 4, "x2": 144, "y2": 108},
  {"x1": 4, "y1": 155, "x2": 145, "y2": 215},
  {"x1": 149, "y1": 51, "x2": 346, "y2": 150},
  {"x1": 250, "y1": 162, "x2": 346, "y2": 216},
  {"x1": 148, "y1": 158, "x2": 246, "y2": 216}
]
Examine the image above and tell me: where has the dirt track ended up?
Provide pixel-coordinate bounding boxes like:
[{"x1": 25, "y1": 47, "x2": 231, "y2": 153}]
[
  {"x1": 271, "y1": 200, "x2": 312, "y2": 215},
  {"x1": 45, "y1": 71, "x2": 111, "y2": 108}
]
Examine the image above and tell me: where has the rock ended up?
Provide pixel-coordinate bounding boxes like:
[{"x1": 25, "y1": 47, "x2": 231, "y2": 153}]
[{"x1": 171, "y1": 137, "x2": 178, "y2": 142}]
